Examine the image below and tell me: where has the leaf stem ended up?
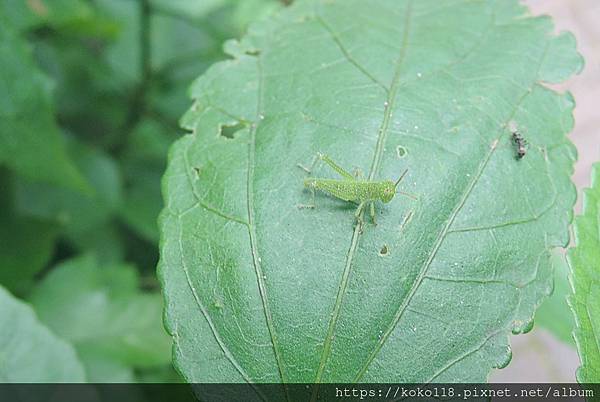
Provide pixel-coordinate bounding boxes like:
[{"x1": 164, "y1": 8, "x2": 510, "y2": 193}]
[
  {"x1": 110, "y1": 0, "x2": 152, "y2": 154},
  {"x1": 140, "y1": 0, "x2": 152, "y2": 83}
]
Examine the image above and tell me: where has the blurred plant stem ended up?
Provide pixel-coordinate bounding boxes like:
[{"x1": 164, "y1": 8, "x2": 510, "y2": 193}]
[{"x1": 110, "y1": 0, "x2": 152, "y2": 155}]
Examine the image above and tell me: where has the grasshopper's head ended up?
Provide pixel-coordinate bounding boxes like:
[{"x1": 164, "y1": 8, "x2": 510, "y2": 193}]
[
  {"x1": 381, "y1": 181, "x2": 396, "y2": 203},
  {"x1": 381, "y1": 169, "x2": 408, "y2": 203}
]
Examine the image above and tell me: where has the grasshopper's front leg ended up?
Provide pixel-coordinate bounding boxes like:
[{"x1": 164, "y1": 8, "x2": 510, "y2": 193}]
[
  {"x1": 297, "y1": 186, "x2": 316, "y2": 209},
  {"x1": 353, "y1": 201, "x2": 376, "y2": 226},
  {"x1": 370, "y1": 202, "x2": 377, "y2": 225}
]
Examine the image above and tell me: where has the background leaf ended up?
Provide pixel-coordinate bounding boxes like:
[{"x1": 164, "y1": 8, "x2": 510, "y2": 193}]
[
  {"x1": 118, "y1": 119, "x2": 171, "y2": 243},
  {"x1": 0, "y1": 0, "x2": 110, "y2": 34},
  {"x1": 0, "y1": 285, "x2": 86, "y2": 382},
  {"x1": 0, "y1": 172, "x2": 58, "y2": 295},
  {"x1": 0, "y1": 17, "x2": 87, "y2": 191},
  {"x1": 28, "y1": 255, "x2": 172, "y2": 377},
  {"x1": 160, "y1": 0, "x2": 582, "y2": 388},
  {"x1": 15, "y1": 140, "x2": 122, "y2": 236},
  {"x1": 0, "y1": 0, "x2": 277, "y2": 385},
  {"x1": 0, "y1": 214, "x2": 58, "y2": 296},
  {"x1": 568, "y1": 163, "x2": 600, "y2": 383}
]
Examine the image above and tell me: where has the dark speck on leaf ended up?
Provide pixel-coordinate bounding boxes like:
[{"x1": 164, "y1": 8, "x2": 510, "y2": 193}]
[
  {"x1": 396, "y1": 145, "x2": 407, "y2": 158},
  {"x1": 379, "y1": 244, "x2": 389, "y2": 256}
]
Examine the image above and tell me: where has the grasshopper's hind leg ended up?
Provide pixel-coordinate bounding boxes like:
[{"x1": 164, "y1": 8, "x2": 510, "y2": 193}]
[{"x1": 319, "y1": 154, "x2": 356, "y2": 180}]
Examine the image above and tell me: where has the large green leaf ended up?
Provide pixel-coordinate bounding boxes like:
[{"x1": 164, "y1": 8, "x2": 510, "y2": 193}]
[
  {"x1": 159, "y1": 0, "x2": 582, "y2": 387},
  {"x1": 568, "y1": 163, "x2": 600, "y2": 382},
  {"x1": 0, "y1": 285, "x2": 85, "y2": 382},
  {"x1": 29, "y1": 255, "x2": 171, "y2": 372},
  {"x1": 0, "y1": 18, "x2": 87, "y2": 191}
]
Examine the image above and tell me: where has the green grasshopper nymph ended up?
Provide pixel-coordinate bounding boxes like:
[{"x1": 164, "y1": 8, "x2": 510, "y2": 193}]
[{"x1": 298, "y1": 153, "x2": 409, "y2": 225}]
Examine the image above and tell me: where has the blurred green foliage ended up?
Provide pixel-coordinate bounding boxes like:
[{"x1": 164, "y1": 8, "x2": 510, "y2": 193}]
[{"x1": 0, "y1": 0, "x2": 281, "y2": 382}]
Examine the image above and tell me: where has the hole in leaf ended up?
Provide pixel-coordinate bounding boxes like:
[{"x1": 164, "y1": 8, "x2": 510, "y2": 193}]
[
  {"x1": 220, "y1": 122, "x2": 245, "y2": 139},
  {"x1": 396, "y1": 145, "x2": 407, "y2": 158},
  {"x1": 379, "y1": 244, "x2": 389, "y2": 256},
  {"x1": 245, "y1": 49, "x2": 261, "y2": 56},
  {"x1": 193, "y1": 166, "x2": 202, "y2": 178}
]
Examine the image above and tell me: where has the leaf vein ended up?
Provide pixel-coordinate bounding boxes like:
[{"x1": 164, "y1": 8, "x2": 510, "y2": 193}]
[
  {"x1": 246, "y1": 55, "x2": 290, "y2": 394},
  {"x1": 354, "y1": 135, "x2": 501, "y2": 382},
  {"x1": 314, "y1": 13, "x2": 389, "y2": 92},
  {"x1": 179, "y1": 147, "x2": 249, "y2": 225},
  {"x1": 175, "y1": 216, "x2": 260, "y2": 390},
  {"x1": 424, "y1": 329, "x2": 503, "y2": 384},
  {"x1": 178, "y1": 200, "x2": 249, "y2": 226}
]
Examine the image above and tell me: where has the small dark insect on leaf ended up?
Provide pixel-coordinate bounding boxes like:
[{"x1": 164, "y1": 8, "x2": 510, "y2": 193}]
[{"x1": 510, "y1": 121, "x2": 527, "y2": 159}]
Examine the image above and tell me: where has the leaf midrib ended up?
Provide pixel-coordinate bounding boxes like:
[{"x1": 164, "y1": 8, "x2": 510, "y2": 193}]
[{"x1": 311, "y1": 0, "x2": 414, "y2": 389}]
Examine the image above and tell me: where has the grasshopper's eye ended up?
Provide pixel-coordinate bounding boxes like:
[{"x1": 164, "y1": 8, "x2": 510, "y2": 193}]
[{"x1": 381, "y1": 185, "x2": 395, "y2": 203}]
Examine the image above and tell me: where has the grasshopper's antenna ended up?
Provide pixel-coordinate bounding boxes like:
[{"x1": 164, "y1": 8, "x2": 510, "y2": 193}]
[
  {"x1": 394, "y1": 169, "x2": 408, "y2": 189},
  {"x1": 394, "y1": 169, "x2": 417, "y2": 200}
]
